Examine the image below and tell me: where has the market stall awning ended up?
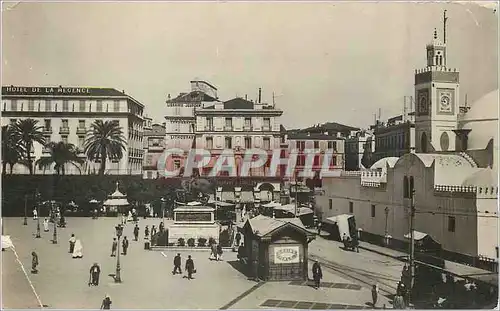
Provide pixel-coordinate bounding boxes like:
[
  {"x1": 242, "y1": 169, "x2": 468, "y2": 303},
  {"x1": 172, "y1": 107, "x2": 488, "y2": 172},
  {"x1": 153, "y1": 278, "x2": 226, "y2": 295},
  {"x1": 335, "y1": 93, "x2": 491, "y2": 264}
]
[
  {"x1": 404, "y1": 230, "x2": 429, "y2": 241},
  {"x1": 262, "y1": 201, "x2": 281, "y2": 208},
  {"x1": 103, "y1": 198, "x2": 129, "y2": 206},
  {"x1": 323, "y1": 214, "x2": 352, "y2": 226},
  {"x1": 274, "y1": 204, "x2": 313, "y2": 216}
]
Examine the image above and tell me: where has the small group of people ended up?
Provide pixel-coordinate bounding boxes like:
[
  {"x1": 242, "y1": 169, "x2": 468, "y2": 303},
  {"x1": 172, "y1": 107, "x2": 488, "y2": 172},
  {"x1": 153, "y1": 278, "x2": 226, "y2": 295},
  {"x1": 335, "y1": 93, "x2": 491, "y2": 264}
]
[
  {"x1": 172, "y1": 253, "x2": 196, "y2": 280},
  {"x1": 133, "y1": 224, "x2": 157, "y2": 241},
  {"x1": 342, "y1": 232, "x2": 360, "y2": 253},
  {"x1": 209, "y1": 243, "x2": 223, "y2": 261},
  {"x1": 110, "y1": 236, "x2": 129, "y2": 256}
]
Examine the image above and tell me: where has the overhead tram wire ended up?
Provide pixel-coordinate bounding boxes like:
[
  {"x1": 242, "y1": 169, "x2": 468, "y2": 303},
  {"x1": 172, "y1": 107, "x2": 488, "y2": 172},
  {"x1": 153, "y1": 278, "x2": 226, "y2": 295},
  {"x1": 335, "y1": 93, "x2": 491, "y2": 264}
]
[{"x1": 324, "y1": 193, "x2": 499, "y2": 218}]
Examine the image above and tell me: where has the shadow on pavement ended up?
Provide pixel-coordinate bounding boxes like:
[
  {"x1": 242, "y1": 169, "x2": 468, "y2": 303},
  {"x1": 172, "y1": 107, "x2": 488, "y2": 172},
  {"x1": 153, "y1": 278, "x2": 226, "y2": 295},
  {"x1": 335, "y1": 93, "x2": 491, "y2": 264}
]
[{"x1": 226, "y1": 260, "x2": 252, "y2": 278}]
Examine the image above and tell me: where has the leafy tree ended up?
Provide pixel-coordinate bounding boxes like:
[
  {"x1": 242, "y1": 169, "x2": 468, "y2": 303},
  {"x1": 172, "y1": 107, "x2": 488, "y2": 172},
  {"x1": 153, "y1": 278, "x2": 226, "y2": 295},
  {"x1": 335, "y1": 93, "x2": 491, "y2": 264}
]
[
  {"x1": 35, "y1": 141, "x2": 84, "y2": 175},
  {"x1": 1, "y1": 125, "x2": 25, "y2": 175},
  {"x1": 12, "y1": 119, "x2": 46, "y2": 174},
  {"x1": 84, "y1": 120, "x2": 126, "y2": 175}
]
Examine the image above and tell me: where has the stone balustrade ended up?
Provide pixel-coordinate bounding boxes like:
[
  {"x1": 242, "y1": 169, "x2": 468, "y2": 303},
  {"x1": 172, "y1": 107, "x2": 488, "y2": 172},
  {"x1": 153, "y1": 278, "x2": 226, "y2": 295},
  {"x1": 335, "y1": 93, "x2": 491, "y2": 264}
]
[
  {"x1": 434, "y1": 184, "x2": 499, "y2": 198},
  {"x1": 340, "y1": 171, "x2": 362, "y2": 177},
  {"x1": 361, "y1": 170, "x2": 387, "y2": 184}
]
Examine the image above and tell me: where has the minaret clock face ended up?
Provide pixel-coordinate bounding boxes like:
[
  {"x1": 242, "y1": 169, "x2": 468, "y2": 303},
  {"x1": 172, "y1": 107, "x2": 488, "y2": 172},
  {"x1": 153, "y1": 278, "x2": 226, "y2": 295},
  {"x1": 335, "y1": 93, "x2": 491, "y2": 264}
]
[{"x1": 437, "y1": 90, "x2": 454, "y2": 114}]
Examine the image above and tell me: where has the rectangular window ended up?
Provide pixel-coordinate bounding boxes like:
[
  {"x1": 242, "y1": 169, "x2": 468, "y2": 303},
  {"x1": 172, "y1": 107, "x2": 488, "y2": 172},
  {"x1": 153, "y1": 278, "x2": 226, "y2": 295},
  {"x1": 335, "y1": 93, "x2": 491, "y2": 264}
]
[
  {"x1": 329, "y1": 199, "x2": 333, "y2": 210},
  {"x1": 244, "y1": 118, "x2": 252, "y2": 128},
  {"x1": 62, "y1": 100, "x2": 69, "y2": 112},
  {"x1": 299, "y1": 141, "x2": 305, "y2": 151},
  {"x1": 78, "y1": 136, "x2": 85, "y2": 149},
  {"x1": 448, "y1": 216, "x2": 456, "y2": 232},
  {"x1": 113, "y1": 101, "x2": 120, "y2": 112},
  {"x1": 225, "y1": 118, "x2": 232, "y2": 128},
  {"x1": 263, "y1": 118, "x2": 271, "y2": 129},
  {"x1": 263, "y1": 137, "x2": 270, "y2": 149},
  {"x1": 10, "y1": 118, "x2": 17, "y2": 124},
  {"x1": 244, "y1": 137, "x2": 251, "y2": 149},
  {"x1": 61, "y1": 135, "x2": 68, "y2": 144},
  {"x1": 225, "y1": 137, "x2": 232, "y2": 149},
  {"x1": 403, "y1": 176, "x2": 409, "y2": 198},
  {"x1": 44, "y1": 119, "x2": 51, "y2": 131},
  {"x1": 28, "y1": 100, "x2": 35, "y2": 111},
  {"x1": 96, "y1": 100, "x2": 103, "y2": 112},
  {"x1": 44, "y1": 101, "x2": 52, "y2": 111},
  {"x1": 349, "y1": 201, "x2": 353, "y2": 214},
  {"x1": 62, "y1": 119, "x2": 68, "y2": 128},
  {"x1": 11, "y1": 100, "x2": 17, "y2": 111},
  {"x1": 206, "y1": 137, "x2": 213, "y2": 149},
  {"x1": 79, "y1": 100, "x2": 86, "y2": 112},
  {"x1": 78, "y1": 120, "x2": 85, "y2": 128},
  {"x1": 313, "y1": 155, "x2": 320, "y2": 166},
  {"x1": 314, "y1": 141, "x2": 319, "y2": 149},
  {"x1": 206, "y1": 117, "x2": 213, "y2": 129},
  {"x1": 371, "y1": 204, "x2": 376, "y2": 217}
]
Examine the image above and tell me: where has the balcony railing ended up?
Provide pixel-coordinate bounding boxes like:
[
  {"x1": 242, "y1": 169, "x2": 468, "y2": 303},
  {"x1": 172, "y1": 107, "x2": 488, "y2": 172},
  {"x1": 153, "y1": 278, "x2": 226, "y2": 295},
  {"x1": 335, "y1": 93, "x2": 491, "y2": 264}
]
[
  {"x1": 243, "y1": 125, "x2": 253, "y2": 131},
  {"x1": 42, "y1": 127, "x2": 53, "y2": 134},
  {"x1": 262, "y1": 126, "x2": 271, "y2": 131},
  {"x1": 76, "y1": 127, "x2": 87, "y2": 134},
  {"x1": 205, "y1": 125, "x2": 214, "y2": 131},
  {"x1": 59, "y1": 127, "x2": 70, "y2": 134},
  {"x1": 224, "y1": 126, "x2": 233, "y2": 131}
]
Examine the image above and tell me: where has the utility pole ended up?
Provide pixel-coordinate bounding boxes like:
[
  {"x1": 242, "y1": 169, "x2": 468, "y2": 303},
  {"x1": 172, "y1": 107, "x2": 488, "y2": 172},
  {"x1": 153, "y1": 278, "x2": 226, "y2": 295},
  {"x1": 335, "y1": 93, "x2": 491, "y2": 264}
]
[{"x1": 408, "y1": 188, "x2": 416, "y2": 306}]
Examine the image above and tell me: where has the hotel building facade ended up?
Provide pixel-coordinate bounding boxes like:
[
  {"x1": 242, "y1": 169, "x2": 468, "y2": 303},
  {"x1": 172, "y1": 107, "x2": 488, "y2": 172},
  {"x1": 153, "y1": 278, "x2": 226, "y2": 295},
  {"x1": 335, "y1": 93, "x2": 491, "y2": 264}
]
[{"x1": 1, "y1": 86, "x2": 145, "y2": 175}]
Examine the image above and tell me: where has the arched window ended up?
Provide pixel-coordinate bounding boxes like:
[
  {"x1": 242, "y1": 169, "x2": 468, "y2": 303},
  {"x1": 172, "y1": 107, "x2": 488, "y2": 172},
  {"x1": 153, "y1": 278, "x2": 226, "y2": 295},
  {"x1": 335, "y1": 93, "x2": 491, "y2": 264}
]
[
  {"x1": 409, "y1": 176, "x2": 414, "y2": 198},
  {"x1": 421, "y1": 132, "x2": 428, "y2": 153},
  {"x1": 403, "y1": 176, "x2": 409, "y2": 198}
]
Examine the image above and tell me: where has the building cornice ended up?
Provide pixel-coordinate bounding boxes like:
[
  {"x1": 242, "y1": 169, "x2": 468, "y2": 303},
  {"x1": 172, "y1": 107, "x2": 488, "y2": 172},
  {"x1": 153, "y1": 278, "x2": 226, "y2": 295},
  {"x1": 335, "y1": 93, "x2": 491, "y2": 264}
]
[
  {"x1": 1, "y1": 110, "x2": 142, "y2": 119},
  {"x1": 195, "y1": 110, "x2": 283, "y2": 117}
]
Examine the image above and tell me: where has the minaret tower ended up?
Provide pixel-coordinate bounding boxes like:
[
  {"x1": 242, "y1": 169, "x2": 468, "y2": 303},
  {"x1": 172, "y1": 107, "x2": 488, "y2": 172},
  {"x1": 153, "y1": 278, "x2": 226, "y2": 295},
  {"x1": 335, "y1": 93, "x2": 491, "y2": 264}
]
[{"x1": 414, "y1": 12, "x2": 459, "y2": 154}]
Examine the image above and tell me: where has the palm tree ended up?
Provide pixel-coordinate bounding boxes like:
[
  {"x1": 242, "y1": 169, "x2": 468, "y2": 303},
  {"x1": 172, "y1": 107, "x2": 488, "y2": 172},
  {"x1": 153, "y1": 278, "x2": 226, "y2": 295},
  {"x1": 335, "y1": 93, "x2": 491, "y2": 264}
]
[
  {"x1": 35, "y1": 142, "x2": 84, "y2": 175},
  {"x1": 1, "y1": 125, "x2": 25, "y2": 175},
  {"x1": 12, "y1": 119, "x2": 46, "y2": 174},
  {"x1": 84, "y1": 120, "x2": 127, "y2": 175}
]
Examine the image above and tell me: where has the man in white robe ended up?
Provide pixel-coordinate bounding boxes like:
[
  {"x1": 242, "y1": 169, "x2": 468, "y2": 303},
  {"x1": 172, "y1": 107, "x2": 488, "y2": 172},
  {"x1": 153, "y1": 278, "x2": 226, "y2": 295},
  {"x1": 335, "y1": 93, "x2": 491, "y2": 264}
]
[{"x1": 43, "y1": 218, "x2": 49, "y2": 232}]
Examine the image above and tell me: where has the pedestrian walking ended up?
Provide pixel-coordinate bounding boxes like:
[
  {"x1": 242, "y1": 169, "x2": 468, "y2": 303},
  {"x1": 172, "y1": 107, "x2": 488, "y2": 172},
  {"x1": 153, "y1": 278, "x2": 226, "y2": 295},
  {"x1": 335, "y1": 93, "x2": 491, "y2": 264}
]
[
  {"x1": 151, "y1": 225, "x2": 157, "y2": 237},
  {"x1": 210, "y1": 243, "x2": 218, "y2": 260},
  {"x1": 89, "y1": 263, "x2": 101, "y2": 286},
  {"x1": 372, "y1": 284, "x2": 379, "y2": 307},
  {"x1": 172, "y1": 253, "x2": 182, "y2": 274},
  {"x1": 133, "y1": 224, "x2": 139, "y2": 241},
  {"x1": 111, "y1": 238, "x2": 117, "y2": 257},
  {"x1": 216, "y1": 244, "x2": 223, "y2": 261},
  {"x1": 100, "y1": 294, "x2": 112, "y2": 309},
  {"x1": 31, "y1": 251, "x2": 39, "y2": 274},
  {"x1": 235, "y1": 232, "x2": 241, "y2": 247},
  {"x1": 68, "y1": 234, "x2": 76, "y2": 253},
  {"x1": 317, "y1": 222, "x2": 322, "y2": 236},
  {"x1": 43, "y1": 218, "x2": 49, "y2": 232},
  {"x1": 159, "y1": 221, "x2": 164, "y2": 232},
  {"x1": 312, "y1": 260, "x2": 323, "y2": 289},
  {"x1": 185, "y1": 255, "x2": 195, "y2": 280},
  {"x1": 144, "y1": 225, "x2": 149, "y2": 239},
  {"x1": 122, "y1": 236, "x2": 129, "y2": 255},
  {"x1": 33, "y1": 208, "x2": 38, "y2": 220},
  {"x1": 73, "y1": 239, "x2": 83, "y2": 258}
]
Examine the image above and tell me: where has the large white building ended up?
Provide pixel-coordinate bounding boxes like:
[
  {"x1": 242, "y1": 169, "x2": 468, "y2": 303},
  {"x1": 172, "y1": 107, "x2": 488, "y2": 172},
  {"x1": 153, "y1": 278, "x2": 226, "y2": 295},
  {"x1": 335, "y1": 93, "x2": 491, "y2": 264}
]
[
  {"x1": 1, "y1": 86, "x2": 145, "y2": 175},
  {"x1": 318, "y1": 28, "x2": 498, "y2": 266}
]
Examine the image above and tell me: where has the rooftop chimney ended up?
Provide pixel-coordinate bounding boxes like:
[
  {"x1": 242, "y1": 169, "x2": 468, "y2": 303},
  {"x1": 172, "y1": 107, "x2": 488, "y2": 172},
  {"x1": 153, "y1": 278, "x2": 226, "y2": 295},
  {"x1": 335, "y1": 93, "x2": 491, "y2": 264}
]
[{"x1": 258, "y1": 88, "x2": 262, "y2": 103}]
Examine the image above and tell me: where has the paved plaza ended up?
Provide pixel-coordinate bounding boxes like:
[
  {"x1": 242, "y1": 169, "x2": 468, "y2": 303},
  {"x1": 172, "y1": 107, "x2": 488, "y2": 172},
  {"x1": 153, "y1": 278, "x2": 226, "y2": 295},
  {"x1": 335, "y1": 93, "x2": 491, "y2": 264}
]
[{"x1": 3, "y1": 217, "x2": 394, "y2": 309}]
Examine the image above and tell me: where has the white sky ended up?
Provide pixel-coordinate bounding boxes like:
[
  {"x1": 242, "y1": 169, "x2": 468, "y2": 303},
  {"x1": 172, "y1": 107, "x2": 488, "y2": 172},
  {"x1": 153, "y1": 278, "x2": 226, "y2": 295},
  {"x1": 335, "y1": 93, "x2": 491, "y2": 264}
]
[{"x1": 2, "y1": 1, "x2": 498, "y2": 129}]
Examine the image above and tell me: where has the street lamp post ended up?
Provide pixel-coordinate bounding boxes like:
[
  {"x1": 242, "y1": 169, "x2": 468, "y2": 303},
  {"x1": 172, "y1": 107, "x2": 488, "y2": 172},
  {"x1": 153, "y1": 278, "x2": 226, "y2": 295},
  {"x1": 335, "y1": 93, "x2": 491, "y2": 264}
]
[
  {"x1": 161, "y1": 197, "x2": 166, "y2": 223},
  {"x1": 234, "y1": 187, "x2": 242, "y2": 223},
  {"x1": 23, "y1": 195, "x2": 28, "y2": 225},
  {"x1": 35, "y1": 191, "x2": 41, "y2": 238},
  {"x1": 52, "y1": 216, "x2": 58, "y2": 244},
  {"x1": 216, "y1": 187, "x2": 222, "y2": 221},
  {"x1": 114, "y1": 224, "x2": 123, "y2": 283}
]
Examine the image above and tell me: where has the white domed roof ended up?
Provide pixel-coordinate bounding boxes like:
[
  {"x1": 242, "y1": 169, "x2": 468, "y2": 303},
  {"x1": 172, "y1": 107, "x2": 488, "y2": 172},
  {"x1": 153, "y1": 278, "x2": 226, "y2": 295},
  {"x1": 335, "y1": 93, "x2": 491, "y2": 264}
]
[
  {"x1": 370, "y1": 157, "x2": 399, "y2": 170},
  {"x1": 462, "y1": 89, "x2": 499, "y2": 122}
]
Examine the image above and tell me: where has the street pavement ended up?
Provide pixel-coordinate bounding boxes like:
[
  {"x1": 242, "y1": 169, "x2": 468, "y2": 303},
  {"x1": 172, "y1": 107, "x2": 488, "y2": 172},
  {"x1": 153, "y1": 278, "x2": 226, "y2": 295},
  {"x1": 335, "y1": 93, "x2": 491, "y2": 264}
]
[{"x1": 3, "y1": 217, "x2": 396, "y2": 309}]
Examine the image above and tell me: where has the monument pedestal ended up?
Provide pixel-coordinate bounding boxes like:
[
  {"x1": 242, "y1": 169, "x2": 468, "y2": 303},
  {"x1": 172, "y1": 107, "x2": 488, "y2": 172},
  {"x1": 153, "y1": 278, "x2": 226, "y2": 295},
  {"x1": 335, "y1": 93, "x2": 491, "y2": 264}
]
[{"x1": 167, "y1": 205, "x2": 220, "y2": 245}]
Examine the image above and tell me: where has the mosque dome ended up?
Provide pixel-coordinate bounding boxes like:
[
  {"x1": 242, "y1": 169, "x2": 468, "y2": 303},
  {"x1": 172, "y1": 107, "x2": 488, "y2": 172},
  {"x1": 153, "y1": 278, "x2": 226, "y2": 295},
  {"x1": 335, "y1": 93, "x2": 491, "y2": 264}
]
[
  {"x1": 370, "y1": 157, "x2": 399, "y2": 170},
  {"x1": 459, "y1": 89, "x2": 499, "y2": 151}
]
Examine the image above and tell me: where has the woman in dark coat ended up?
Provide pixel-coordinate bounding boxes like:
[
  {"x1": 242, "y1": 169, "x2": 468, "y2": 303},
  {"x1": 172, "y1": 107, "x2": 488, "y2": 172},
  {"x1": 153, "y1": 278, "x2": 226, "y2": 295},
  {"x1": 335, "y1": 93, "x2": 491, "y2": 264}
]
[{"x1": 31, "y1": 252, "x2": 39, "y2": 274}]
